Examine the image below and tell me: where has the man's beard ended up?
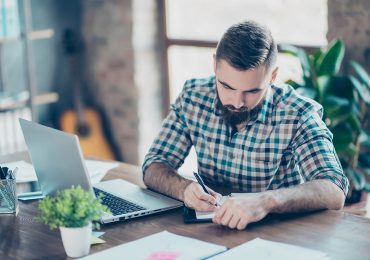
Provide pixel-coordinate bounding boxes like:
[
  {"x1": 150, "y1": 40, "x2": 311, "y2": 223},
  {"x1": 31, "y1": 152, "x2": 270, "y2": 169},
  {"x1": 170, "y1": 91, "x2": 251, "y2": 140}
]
[
  {"x1": 216, "y1": 94, "x2": 262, "y2": 126},
  {"x1": 221, "y1": 104, "x2": 251, "y2": 126}
]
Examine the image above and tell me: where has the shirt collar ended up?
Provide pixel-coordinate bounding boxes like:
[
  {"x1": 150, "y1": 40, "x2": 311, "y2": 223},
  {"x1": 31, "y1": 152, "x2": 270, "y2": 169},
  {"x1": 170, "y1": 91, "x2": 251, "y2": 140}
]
[{"x1": 212, "y1": 77, "x2": 274, "y2": 125}]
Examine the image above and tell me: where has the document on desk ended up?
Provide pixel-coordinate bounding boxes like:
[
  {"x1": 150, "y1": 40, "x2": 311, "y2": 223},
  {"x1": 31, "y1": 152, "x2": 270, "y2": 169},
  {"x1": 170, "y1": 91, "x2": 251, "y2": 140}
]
[
  {"x1": 81, "y1": 230, "x2": 227, "y2": 260},
  {"x1": 210, "y1": 238, "x2": 330, "y2": 260},
  {"x1": 84, "y1": 160, "x2": 119, "y2": 184},
  {"x1": 2, "y1": 160, "x2": 119, "y2": 185}
]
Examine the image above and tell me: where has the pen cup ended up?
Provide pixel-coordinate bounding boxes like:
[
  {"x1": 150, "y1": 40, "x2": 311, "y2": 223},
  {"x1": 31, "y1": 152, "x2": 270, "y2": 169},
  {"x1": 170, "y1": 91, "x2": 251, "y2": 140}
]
[{"x1": 0, "y1": 178, "x2": 18, "y2": 214}]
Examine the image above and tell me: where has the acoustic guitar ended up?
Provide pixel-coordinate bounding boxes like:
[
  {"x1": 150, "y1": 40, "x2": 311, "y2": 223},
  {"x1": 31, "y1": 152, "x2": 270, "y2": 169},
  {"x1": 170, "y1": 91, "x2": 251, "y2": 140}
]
[{"x1": 59, "y1": 29, "x2": 116, "y2": 161}]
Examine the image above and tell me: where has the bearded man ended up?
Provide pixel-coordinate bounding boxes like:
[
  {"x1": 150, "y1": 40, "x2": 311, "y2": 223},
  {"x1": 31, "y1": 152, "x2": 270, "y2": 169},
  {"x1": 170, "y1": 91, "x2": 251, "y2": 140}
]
[{"x1": 142, "y1": 20, "x2": 348, "y2": 230}]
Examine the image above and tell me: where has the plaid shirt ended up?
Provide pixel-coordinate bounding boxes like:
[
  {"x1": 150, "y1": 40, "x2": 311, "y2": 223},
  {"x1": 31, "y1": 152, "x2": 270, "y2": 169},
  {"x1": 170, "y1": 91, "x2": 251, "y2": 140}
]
[{"x1": 143, "y1": 76, "x2": 349, "y2": 195}]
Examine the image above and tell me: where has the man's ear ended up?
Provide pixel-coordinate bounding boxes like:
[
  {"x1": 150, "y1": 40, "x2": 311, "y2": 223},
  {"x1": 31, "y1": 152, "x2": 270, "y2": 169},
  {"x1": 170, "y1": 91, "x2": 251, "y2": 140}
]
[
  {"x1": 270, "y1": 66, "x2": 279, "y2": 84},
  {"x1": 213, "y1": 54, "x2": 217, "y2": 73}
]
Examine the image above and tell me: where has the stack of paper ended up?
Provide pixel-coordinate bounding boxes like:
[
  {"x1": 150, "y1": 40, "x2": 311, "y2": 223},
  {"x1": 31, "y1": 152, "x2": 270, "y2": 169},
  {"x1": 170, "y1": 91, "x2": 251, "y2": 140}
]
[
  {"x1": 81, "y1": 231, "x2": 227, "y2": 260},
  {"x1": 1, "y1": 160, "x2": 119, "y2": 184},
  {"x1": 210, "y1": 238, "x2": 330, "y2": 260},
  {"x1": 2, "y1": 160, "x2": 119, "y2": 200}
]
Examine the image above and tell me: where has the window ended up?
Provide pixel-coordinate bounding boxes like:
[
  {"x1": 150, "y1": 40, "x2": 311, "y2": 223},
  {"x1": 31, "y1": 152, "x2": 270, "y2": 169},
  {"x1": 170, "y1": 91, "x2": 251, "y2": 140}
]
[
  {"x1": 160, "y1": 0, "x2": 328, "y2": 175},
  {"x1": 164, "y1": 0, "x2": 327, "y2": 103}
]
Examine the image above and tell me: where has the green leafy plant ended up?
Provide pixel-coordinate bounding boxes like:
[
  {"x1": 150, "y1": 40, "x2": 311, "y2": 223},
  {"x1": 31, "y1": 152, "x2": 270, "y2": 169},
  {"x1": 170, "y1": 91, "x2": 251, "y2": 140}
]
[
  {"x1": 35, "y1": 186, "x2": 109, "y2": 229},
  {"x1": 280, "y1": 39, "x2": 370, "y2": 201}
]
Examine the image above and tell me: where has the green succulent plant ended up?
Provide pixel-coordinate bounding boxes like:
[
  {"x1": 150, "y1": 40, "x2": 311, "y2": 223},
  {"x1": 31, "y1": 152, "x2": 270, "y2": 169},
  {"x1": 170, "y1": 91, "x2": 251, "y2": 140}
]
[
  {"x1": 35, "y1": 185, "x2": 109, "y2": 230},
  {"x1": 280, "y1": 39, "x2": 370, "y2": 201}
]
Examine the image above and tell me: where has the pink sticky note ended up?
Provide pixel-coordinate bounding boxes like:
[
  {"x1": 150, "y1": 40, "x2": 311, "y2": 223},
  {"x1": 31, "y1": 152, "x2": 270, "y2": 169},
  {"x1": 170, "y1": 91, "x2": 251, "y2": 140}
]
[{"x1": 145, "y1": 251, "x2": 181, "y2": 260}]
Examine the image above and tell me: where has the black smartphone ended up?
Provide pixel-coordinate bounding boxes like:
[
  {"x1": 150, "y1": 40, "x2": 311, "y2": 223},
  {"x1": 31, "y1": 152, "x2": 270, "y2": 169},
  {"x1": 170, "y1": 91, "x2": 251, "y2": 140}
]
[{"x1": 183, "y1": 207, "x2": 213, "y2": 224}]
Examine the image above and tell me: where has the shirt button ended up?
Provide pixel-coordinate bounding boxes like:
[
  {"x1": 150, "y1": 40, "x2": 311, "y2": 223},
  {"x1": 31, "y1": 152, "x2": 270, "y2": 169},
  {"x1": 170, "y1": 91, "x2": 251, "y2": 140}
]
[{"x1": 229, "y1": 153, "x2": 234, "y2": 160}]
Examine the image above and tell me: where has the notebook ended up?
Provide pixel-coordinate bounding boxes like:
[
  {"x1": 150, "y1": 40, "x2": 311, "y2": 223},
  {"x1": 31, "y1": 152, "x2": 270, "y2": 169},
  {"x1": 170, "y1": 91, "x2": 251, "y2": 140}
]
[{"x1": 195, "y1": 193, "x2": 249, "y2": 220}]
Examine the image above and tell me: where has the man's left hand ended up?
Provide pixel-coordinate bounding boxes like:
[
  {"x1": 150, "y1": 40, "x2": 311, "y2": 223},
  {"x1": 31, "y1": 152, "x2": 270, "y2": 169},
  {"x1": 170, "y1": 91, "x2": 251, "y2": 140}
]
[{"x1": 212, "y1": 193, "x2": 273, "y2": 230}]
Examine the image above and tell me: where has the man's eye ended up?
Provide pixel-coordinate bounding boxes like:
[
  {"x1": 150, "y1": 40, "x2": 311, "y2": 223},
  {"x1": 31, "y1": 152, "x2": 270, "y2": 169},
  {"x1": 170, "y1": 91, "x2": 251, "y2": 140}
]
[
  {"x1": 222, "y1": 85, "x2": 232, "y2": 90},
  {"x1": 250, "y1": 90, "x2": 261, "y2": 94}
]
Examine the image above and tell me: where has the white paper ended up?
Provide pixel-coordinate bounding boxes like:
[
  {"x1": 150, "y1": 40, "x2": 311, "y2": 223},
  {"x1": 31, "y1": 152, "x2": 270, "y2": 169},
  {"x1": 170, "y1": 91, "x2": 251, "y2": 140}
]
[
  {"x1": 2, "y1": 160, "x2": 119, "y2": 184},
  {"x1": 84, "y1": 160, "x2": 119, "y2": 184},
  {"x1": 81, "y1": 230, "x2": 227, "y2": 260},
  {"x1": 210, "y1": 238, "x2": 330, "y2": 260},
  {"x1": 195, "y1": 196, "x2": 229, "y2": 220}
]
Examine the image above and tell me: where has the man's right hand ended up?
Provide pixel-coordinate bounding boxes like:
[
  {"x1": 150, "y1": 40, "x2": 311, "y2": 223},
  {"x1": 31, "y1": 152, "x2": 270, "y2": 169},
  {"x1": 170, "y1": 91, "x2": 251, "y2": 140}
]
[{"x1": 183, "y1": 182, "x2": 222, "y2": 212}]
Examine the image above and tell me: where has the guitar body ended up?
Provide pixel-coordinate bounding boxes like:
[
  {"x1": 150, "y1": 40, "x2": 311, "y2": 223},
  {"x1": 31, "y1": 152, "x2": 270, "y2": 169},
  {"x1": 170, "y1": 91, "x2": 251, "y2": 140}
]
[
  {"x1": 60, "y1": 108, "x2": 115, "y2": 160},
  {"x1": 60, "y1": 29, "x2": 120, "y2": 161}
]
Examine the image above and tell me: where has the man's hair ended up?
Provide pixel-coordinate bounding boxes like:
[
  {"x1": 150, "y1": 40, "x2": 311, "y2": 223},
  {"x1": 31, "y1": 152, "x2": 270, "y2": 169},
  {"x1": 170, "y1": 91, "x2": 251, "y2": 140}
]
[{"x1": 215, "y1": 20, "x2": 277, "y2": 71}]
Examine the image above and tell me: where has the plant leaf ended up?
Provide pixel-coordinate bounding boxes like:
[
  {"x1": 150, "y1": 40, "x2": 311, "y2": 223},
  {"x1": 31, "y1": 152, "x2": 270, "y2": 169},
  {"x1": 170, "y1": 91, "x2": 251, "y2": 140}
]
[
  {"x1": 280, "y1": 44, "x2": 311, "y2": 79},
  {"x1": 285, "y1": 79, "x2": 304, "y2": 89},
  {"x1": 359, "y1": 131, "x2": 370, "y2": 146},
  {"x1": 348, "y1": 75, "x2": 370, "y2": 105},
  {"x1": 323, "y1": 95, "x2": 350, "y2": 108},
  {"x1": 327, "y1": 75, "x2": 355, "y2": 101},
  {"x1": 313, "y1": 48, "x2": 323, "y2": 72},
  {"x1": 363, "y1": 182, "x2": 370, "y2": 193},
  {"x1": 296, "y1": 87, "x2": 317, "y2": 100},
  {"x1": 351, "y1": 60, "x2": 370, "y2": 87},
  {"x1": 317, "y1": 39, "x2": 345, "y2": 76},
  {"x1": 346, "y1": 113, "x2": 362, "y2": 134},
  {"x1": 346, "y1": 167, "x2": 366, "y2": 190},
  {"x1": 359, "y1": 153, "x2": 370, "y2": 168},
  {"x1": 316, "y1": 75, "x2": 331, "y2": 101},
  {"x1": 322, "y1": 95, "x2": 350, "y2": 126},
  {"x1": 332, "y1": 123, "x2": 354, "y2": 152}
]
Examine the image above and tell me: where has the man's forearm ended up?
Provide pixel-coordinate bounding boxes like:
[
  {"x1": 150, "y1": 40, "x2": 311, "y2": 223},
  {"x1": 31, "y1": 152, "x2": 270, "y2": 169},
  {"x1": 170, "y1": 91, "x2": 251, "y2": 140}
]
[
  {"x1": 143, "y1": 162, "x2": 193, "y2": 201},
  {"x1": 266, "y1": 179, "x2": 346, "y2": 214}
]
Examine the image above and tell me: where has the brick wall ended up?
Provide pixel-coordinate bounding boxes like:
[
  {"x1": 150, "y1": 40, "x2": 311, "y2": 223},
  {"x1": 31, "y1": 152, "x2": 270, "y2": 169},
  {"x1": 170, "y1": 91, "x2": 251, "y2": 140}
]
[
  {"x1": 328, "y1": 0, "x2": 370, "y2": 72},
  {"x1": 81, "y1": 0, "x2": 139, "y2": 164}
]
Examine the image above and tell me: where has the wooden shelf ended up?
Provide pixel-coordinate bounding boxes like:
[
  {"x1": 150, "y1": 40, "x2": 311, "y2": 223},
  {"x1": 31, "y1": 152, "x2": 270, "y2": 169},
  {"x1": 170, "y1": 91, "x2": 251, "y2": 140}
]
[
  {"x1": 0, "y1": 36, "x2": 21, "y2": 44},
  {"x1": 0, "y1": 29, "x2": 54, "y2": 44},
  {"x1": 0, "y1": 91, "x2": 59, "y2": 112},
  {"x1": 34, "y1": 92, "x2": 59, "y2": 105},
  {"x1": 28, "y1": 29, "x2": 54, "y2": 40}
]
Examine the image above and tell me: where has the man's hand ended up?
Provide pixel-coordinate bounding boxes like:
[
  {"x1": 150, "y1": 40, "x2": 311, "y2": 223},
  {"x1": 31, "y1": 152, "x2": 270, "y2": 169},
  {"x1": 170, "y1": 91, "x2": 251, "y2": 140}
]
[
  {"x1": 213, "y1": 193, "x2": 272, "y2": 230},
  {"x1": 183, "y1": 182, "x2": 222, "y2": 212}
]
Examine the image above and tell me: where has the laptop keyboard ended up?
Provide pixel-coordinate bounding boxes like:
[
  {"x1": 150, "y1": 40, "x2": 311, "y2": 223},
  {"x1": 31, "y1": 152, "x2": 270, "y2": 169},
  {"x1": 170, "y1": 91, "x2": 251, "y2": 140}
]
[{"x1": 93, "y1": 188, "x2": 147, "y2": 216}]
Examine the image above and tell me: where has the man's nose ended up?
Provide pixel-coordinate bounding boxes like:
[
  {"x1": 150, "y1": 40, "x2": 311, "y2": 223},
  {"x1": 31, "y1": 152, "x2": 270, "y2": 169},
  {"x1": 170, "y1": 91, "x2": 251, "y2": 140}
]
[{"x1": 233, "y1": 91, "x2": 245, "y2": 109}]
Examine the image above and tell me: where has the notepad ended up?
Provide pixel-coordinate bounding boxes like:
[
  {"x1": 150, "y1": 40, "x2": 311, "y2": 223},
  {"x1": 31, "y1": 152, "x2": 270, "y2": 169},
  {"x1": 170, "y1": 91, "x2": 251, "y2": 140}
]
[
  {"x1": 195, "y1": 193, "x2": 249, "y2": 220},
  {"x1": 210, "y1": 238, "x2": 330, "y2": 260},
  {"x1": 81, "y1": 231, "x2": 227, "y2": 260}
]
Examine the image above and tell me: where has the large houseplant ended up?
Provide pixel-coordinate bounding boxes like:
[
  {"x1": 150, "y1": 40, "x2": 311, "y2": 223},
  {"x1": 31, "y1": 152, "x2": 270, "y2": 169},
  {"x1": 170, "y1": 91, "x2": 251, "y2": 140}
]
[
  {"x1": 280, "y1": 39, "x2": 370, "y2": 203},
  {"x1": 36, "y1": 186, "x2": 109, "y2": 258}
]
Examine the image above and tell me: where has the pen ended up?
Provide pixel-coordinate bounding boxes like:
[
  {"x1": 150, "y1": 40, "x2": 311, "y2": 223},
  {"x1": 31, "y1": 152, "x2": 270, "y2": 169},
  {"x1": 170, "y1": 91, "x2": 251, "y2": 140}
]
[
  {"x1": 6, "y1": 169, "x2": 13, "y2": 180},
  {"x1": 0, "y1": 167, "x2": 6, "y2": 179},
  {"x1": 2, "y1": 167, "x2": 10, "y2": 179},
  {"x1": 12, "y1": 167, "x2": 19, "y2": 180},
  {"x1": 193, "y1": 171, "x2": 219, "y2": 206}
]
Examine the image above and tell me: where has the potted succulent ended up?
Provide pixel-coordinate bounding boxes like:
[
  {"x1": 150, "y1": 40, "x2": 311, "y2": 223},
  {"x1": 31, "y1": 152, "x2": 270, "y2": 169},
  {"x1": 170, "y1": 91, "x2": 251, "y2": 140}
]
[
  {"x1": 35, "y1": 186, "x2": 109, "y2": 258},
  {"x1": 280, "y1": 39, "x2": 370, "y2": 206}
]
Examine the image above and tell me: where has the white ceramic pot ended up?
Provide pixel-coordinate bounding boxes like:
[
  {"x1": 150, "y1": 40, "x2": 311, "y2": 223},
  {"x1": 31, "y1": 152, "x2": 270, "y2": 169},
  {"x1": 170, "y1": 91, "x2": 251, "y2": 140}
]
[{"x1": 60, "y1": 222, "x2": 92, "y2": 258}]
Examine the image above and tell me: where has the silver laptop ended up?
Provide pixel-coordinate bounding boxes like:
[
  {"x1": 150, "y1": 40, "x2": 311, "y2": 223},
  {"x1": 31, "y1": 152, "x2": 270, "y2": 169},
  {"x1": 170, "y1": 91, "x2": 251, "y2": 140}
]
[{"x1": 19, "y1": 119, "x2": 183, "y2": 224}]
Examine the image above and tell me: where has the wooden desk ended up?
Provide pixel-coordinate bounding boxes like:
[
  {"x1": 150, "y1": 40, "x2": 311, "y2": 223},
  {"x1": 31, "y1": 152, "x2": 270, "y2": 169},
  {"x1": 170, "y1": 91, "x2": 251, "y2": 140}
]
[{"x1": 1, "y1": 154, "x2": 370, "y2": 259}]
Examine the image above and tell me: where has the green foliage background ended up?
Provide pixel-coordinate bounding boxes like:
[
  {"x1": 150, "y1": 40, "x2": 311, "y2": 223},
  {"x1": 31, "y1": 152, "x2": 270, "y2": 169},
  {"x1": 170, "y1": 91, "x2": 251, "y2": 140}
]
[{"x1": 281, "y1": 39, "x2": 370, "y2": 198}]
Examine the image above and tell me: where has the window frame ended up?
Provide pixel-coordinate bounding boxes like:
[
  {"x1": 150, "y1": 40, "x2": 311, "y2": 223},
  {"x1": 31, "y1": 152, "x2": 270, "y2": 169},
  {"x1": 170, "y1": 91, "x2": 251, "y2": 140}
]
[{"x1": 158, "y1": 0, "x2": 321, "y2": 118}]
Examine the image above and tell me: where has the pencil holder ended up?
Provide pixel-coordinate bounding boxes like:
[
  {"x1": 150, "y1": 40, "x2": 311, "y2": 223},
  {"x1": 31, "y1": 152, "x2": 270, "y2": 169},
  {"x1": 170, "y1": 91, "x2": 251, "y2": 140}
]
[{"x1": 0, "y1": 178, "x2": 18, "y2": 214}]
